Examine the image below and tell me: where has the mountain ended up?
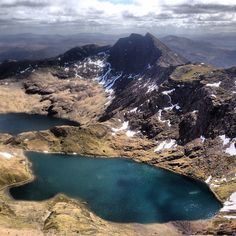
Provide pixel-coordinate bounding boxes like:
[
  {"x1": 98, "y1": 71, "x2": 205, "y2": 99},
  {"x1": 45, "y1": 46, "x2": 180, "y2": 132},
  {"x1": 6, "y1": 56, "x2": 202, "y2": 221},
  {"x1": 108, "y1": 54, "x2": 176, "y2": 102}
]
[
  {"x1": 1, "y1": 33, "x2": 236, "y2": 69},
  {"x1": 108, "y1": 33, "x2": 187, "y2": 74},
  {"x1": 0, "y1": 33, "x2": 235, "y2": 235},
  {"x1": 161, "y1": 35, "x2": 236, "y2": 68}
]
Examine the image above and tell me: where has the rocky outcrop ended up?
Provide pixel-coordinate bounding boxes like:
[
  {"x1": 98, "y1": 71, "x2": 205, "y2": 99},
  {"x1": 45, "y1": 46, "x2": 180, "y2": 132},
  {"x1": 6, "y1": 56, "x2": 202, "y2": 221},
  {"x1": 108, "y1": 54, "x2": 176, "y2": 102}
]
[{"x1": 58, "y1": 44, "x2": 110, "y2": 64}]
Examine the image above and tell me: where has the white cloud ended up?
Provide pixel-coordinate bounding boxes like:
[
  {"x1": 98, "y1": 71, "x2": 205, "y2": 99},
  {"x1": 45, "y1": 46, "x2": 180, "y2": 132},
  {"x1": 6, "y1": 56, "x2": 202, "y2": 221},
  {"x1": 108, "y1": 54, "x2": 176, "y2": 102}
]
[{"x1": 0, "y1": 0, "x2": 235, "y2": 34}]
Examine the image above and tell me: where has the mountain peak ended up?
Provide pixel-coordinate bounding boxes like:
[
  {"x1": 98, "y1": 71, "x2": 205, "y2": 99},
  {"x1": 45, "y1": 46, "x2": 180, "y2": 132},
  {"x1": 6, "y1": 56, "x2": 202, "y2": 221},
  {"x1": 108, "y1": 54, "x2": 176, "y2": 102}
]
[
  {"x1": 144, "y1": 32, "x2": 156, "y2": 39},
  {"x1": 108, "y1": 33, "x2": 187, "y2": 74}
]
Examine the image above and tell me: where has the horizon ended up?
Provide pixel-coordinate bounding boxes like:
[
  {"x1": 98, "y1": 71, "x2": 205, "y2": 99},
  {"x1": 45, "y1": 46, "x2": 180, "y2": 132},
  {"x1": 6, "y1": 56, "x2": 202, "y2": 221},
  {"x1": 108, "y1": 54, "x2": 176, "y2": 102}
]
[{"x1": 0, "y1": 0, "x2": 236, "y2": 35}]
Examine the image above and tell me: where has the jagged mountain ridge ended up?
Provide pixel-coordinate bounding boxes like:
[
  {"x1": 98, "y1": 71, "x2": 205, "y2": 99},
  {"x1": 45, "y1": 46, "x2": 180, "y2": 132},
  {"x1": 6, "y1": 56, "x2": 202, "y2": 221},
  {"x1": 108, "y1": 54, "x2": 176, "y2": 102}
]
[
  {"x1": 108, "y1": 33, "x2": 187, "y2": 74},
  {"x1": 0, "y1": 33, "x2": 186, "y2": 79},
  {"x1": 2, "y1": 33, "x2": 235, "y2": 145}
]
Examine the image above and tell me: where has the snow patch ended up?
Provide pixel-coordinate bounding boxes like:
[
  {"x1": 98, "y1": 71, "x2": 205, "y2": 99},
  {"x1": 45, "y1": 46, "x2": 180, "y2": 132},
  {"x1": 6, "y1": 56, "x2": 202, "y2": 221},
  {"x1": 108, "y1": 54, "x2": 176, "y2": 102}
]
[
  {"x1": 162, "y1": 89, "x2": 175, "y2": 95},
  {"x1": 154, "y1": 139, "x2": 177, "y2": 153},
  {"x1": 219, "y1": 135, "x2": 231, "y2": 146},
  {"x1": 157, "y1": 110, "x2": 171, "y2": 127},
  {"x1": 221, "y1": 192, "x2": 236, "y2": 212},
  {"x1": 225, "y1": 140, "x2": 236, "y2": 156},
  {"x1": 111, "y1": 121, "x2": 136, "y2": 138},
  {"x1": 126, "y1": 130, "x2": 136, "y2": 137},
  {"x1": 129, "y1": 107, "x2": 138, "y2": 113},
  {"x1": 146, "y1": 84, "x2": 158, "y2": 93},
  {"x1": 210, "y1": 183, "x2": 220, "y2": 187},
  {"x1": 200, "y1": 136, "x2": 206, "y2": 143},
  {"x1": 0, "y1": 152, "x2": 13, "y2": 160},
  {"x1": 163, "y1": 104, "x2": 180, "y2": 111},
  {"x1": 112, "y1": 121, "x2": 129, "y2": 132},
  {"x1": 223, "y1": 215, "x2": 236, "y2": 219},
  {"x1": 219, "y1": 135, "x2": 236, "y2": 156},
  {"x1": 205, "y1": 175, "x2": 212, "y2": 184},
  {"x1": 20, "y1": 67, "x2": 31, "y2": 74},
  {"x1": 206, "y1": 82, "x2": 221, "y2": 88}
]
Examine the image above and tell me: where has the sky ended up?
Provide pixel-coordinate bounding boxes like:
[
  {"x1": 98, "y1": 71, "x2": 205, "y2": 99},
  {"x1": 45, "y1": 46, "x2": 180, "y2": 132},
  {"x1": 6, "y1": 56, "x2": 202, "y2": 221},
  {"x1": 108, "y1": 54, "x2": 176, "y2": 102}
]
[{"x1": 0, "y1": 0, "x2": 236, "y2": 35}]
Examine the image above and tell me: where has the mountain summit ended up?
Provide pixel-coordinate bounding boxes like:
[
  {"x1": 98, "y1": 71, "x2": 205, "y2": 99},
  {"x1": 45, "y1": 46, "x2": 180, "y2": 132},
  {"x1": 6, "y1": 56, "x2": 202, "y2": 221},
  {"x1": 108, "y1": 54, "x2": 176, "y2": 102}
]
[{"x1": 108, "y1": 33, "x2": 187, "y2": 74}]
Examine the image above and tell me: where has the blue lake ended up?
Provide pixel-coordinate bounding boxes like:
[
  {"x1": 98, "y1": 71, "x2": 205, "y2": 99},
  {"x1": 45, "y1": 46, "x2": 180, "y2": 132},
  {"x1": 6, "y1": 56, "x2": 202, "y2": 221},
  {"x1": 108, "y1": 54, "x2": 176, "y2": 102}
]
[
  {"x1": 9, "y1": 152, "x2": 222, "y2": 223},
  {"x1": 0, "y1": 113, "x2": 79, "y2": 134}
]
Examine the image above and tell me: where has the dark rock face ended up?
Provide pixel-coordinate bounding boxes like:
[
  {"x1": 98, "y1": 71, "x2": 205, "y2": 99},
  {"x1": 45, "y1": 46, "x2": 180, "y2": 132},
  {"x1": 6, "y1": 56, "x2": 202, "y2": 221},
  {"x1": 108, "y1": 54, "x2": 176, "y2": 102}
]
[
  {"x1": 108, "y1": 33, "x2": 161, "y2": 74},
  {"x1": 108, "y1": 33, "x2": 187, "y2": 74},
  {"x1": 58, "y1": 44, "x2": 110, "y2": 64}
]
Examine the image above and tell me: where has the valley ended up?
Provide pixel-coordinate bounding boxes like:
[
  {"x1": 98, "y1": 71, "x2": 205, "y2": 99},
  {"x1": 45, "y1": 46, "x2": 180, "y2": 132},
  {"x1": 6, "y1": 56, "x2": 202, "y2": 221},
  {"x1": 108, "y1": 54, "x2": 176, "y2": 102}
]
[{"x1": 0, "y1": 33, "x2": 235, "y2": 235}]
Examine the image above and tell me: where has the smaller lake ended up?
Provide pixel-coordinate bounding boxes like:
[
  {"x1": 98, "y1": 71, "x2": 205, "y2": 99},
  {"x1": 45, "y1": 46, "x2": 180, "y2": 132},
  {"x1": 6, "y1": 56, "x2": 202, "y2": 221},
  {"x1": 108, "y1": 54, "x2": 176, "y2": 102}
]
[
  {"x1": 10, "y1": 152, "x2": 222, "y2": 223},
  {"x1": 0, "y1": 113, "x2": 79, "y2": 135}
]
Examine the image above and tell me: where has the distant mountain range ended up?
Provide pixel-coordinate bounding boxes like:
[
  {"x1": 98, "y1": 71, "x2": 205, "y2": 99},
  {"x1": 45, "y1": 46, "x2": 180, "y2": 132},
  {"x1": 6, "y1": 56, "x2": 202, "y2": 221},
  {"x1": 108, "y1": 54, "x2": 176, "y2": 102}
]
[
  {"x1": 161, "y1": 35, "x2": 236, "y2": 68},
  {"x1": 0, "y1": 33, "x2": 235, "y2": 68}
]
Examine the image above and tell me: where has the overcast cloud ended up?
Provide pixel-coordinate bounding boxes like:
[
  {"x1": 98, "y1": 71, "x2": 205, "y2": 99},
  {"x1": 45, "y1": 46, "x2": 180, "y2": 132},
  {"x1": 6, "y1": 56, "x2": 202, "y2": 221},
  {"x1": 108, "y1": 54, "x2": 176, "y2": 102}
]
[{"x1": 0, "y1": 0, "x2": 235, "y2": 35}]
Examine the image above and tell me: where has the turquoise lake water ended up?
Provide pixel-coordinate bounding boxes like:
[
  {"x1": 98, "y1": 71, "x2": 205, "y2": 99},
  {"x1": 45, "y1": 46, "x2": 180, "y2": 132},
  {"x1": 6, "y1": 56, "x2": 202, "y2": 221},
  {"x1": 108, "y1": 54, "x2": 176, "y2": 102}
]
[
  {"x1": 10, "y1": 152, "x2": 222, "y2": 223},
  {"x1": 0, "y1": 113, "x2": 79, "y2": 134}
]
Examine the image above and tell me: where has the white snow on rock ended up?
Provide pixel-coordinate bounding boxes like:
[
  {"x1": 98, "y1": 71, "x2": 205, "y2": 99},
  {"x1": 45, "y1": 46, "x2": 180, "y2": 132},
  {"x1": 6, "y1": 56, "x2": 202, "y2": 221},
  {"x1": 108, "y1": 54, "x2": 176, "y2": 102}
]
[
  {"x1": 221, "y1": 177, "x2": 227, "y2": 182},
  {"x1": 163, "y1": 103, "x2": 180, "y2": 111},
  {"x1": 219, "y1": 135, "x2": 231, "y2": 146},
  {"x1": 126, "y1": 130, "x2": 136, "y2": 137},
  {"x1": 221, "y1": 192, "x2": 236, "y2": 212},
  {"x1": 111, "y1": 121, "x2": 136, "y2": 138},
  {"x1": 20, "y1": 67, "x2": 31, "y2": 74},
  {"x1": 146, "y1": 84, "x2": 158, "y2": 93},
  {"x1": 161, "y1": 89, "x2": 180, "y2": 112},
  {"x1": 105, "y1": 73, "x2": 123, "y2": 92},
  {"x1": 157, "y1": 110, "x2": 171, "y2": 127},
  {"x1": 223, "y1": 215, "x2": 236, "y2": 219},
  {"x1": 219, "y1": 135, "x2": 236, "y2": 156},
  {"x1": 162, "y1": 89, "x2": 175, "y2": 95},
  {"x1": 210, "y1": 183, "x2": 220, "y2": 188},
  {"x1": 200, "y1": 136, "x2": 206, "y2": 143},
  {"x1": 174, "y1": 104, "x2": 181, "y2": 110},
  {"x1": 205, "y1": 175, "x2": 212, "y2": 184},
  {"x1": 112, "y1": 121, "x2": 129, "y2": 132},
  {"x1": 129, "y1": 107, "x2": 138, "y2": 113},
  {"x1": 206, "y1": 82, "x2": 221, "y2": 87},
  {"x1": 0, "y1": 152, "x2": 13, "y2": 160},
  {"x1": 225, "y1": 140, "x2": 236, "y2": 156},
  {"x1": 157, "y1": 110, "x2": 165, "y2": 123},
  {"x1": 154, "y1": 139, "x2": 177, "y2": 153}
]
